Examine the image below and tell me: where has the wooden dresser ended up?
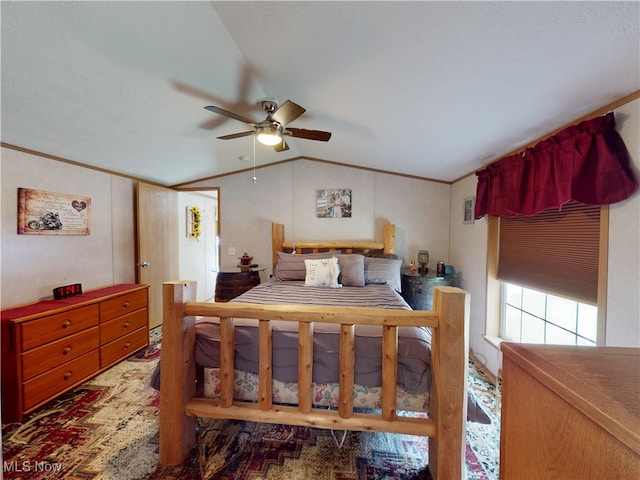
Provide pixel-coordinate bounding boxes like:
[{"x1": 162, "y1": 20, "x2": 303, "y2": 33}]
[
  {"x1": 1, "y1": 284, "x2": 149, "y2": 422},
  {"x1": 500, "y1": 343, "x2": 640, "y2": 479}
]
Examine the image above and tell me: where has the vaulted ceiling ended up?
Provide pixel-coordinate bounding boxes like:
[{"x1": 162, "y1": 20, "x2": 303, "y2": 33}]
[{"x1": 2, "y1": 1, "x2": 638, "y2": 186}]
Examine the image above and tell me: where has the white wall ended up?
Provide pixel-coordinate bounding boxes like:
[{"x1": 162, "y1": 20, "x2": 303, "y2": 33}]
[
  {"x1": 449, "y1": 98, "x2": 640, "y2": 376},
  {"x1": 449, "y1": 176, "x2": 501, "y2": 375},
  {"x1": 606, "y1": 99, "x2": 640, "y2": 346},
  {"x1": 177, "y1": 191, "x2": 218, "y2": 301},
  {"x1": 185, "y1": 159, "x2": 451, "y2": 278},
  {"x1": 1, "y1": 147, "x2": 136, "y2": 307}
]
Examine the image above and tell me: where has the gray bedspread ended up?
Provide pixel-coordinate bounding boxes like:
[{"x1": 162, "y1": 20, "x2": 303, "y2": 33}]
[{"x1": 194, "y1": 280, "x2": 433, "y2": 393}]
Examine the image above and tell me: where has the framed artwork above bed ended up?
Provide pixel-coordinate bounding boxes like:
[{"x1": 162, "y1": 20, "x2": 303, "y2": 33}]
[{"x1": 316, "y1": 188, "x2": 352, "y2": 218}]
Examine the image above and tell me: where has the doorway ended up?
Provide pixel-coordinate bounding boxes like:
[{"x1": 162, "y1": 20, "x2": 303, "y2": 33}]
[
  {"x1": 136, "y1": 184, "x2": 219, "y2": 329},
  {"x1": 177, "y1": 188, "x2": 219, "y2": 301}
]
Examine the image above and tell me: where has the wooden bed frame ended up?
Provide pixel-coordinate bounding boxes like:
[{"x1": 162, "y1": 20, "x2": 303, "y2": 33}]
[{"x1": 159, "y1": 223, "x2": 470, "y2": 480}]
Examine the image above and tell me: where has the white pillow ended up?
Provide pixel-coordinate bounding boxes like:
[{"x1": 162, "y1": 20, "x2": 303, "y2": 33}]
[{"x1": 304, "y1": 257, "x2": 341, "y2": 288}]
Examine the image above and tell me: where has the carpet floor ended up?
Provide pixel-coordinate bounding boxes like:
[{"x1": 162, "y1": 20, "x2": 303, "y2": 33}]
[{"x1": 2, "y1": 332, "x2": 500, "y2": 479}]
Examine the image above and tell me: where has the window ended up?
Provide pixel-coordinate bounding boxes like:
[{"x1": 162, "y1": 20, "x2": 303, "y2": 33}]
[
  {"x1": 498, "y1": 202, "x2": 602, "y2": 304},
  {"x1": 502, "y1": 282, "x2": 597, "y2": 346},
  {"x1": 486, "y1": 203, "x2": 608, "y2": 347}
]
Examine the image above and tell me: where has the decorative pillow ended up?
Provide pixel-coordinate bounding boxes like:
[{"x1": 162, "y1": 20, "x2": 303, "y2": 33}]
[
  {"x1": 304, "y1": 257, "x2": 341, "y2": 288},
  {"x1": 336, "y1": 254, "x2": 365, "y2": 287},
  {"x1": 273, "y1": 251, "x2": 341, "y2": 281},
  {"x1": 363, "y1": 257, "x2": 403, "y2": 292}
]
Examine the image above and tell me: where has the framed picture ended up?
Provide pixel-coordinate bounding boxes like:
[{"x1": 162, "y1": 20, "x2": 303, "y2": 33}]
[
  {"x1": 17, "y1": 188, "x2": 91, "y2": 235},
  {"x1": 463, "y1": 196, "x2": 475, "y2": 224},
  {"x1": 316, "y1": 188, "x2": 352, "y2": 218}
]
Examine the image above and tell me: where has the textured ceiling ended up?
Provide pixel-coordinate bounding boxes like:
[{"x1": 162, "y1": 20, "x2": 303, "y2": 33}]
[{"x1": 2, "y1": 1, "x2": 638, "y2": 186}]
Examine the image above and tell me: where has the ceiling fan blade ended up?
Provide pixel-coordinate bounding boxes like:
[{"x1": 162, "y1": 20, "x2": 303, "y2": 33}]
[
  {"x1": 217, "y1": 131, "x2": 255, "y2": 140},
  {"x1": 205, "y1": 105, "x2": 255, "y2": 125},
  {"x1": 272, "y1": 100, "x2": 306, "y2": 126},
  {"x1": 287, "y1": 128, "x2": 332, "y2": 142},
  {"x1": 273, "y1": 140, "x2": 289, "y2": 152}
]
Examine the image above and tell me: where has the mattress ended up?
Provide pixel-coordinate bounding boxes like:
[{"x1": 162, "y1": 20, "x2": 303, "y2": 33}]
[{"x1": 194, "y1": 280, "x2": 432, "y2": 394}]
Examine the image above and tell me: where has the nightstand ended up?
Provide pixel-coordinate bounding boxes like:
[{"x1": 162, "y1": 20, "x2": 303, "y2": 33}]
[
  {"x1": 215, "y1": 266, "x2": 266, "y2": 302},
  {"x1": 400, "y1": 269, "x2": 457, "y2": 310}
]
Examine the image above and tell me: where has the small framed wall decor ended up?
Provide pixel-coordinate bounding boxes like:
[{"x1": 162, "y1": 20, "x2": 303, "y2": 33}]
[
  {"x1": 463, "y1": 196, "x2": 475, "y2": 224},
  {"x1": 17, "y1": 188, "x2": 91, "y2": 235},
  {"x1": 186, "y1": 206, "x2": 202, "y2": 239},
  {"x1": 316, "y1": 188, "x2": 352, "y2": 218}
]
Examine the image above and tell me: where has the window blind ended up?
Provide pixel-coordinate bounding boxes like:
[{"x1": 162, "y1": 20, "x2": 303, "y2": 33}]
[{"x1": 498, "y1": 201, "x2": 601, "y2": 304}]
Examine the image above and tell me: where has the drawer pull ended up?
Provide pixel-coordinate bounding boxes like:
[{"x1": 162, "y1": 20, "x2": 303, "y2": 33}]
[
  {"x1": 123, "y1": 301, "x2": 130, "y2": 309},
  {"x1": 62, "y1": 319, "x2": 72, "y2": 329},
  {"x1": 124, "y1": 341, "x2": 131, "y2": 350},
  {"x1": 63, "y1": 370, "x2": 73, "y2": 380},
  {"x1": 123, "y1": 321, "x2": 130, "y2": 329},
  {"x1": 62, "y1": 346, "x2": 72, "y2": 355}
]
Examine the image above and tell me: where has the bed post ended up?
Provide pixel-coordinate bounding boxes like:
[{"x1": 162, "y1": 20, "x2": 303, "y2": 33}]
[
  {"x1": 159, "y1": 280, "x2": 198, "y2": 466},
  {"x1": 383, "y1": 224, "x2": 396, "y2": 255},
  {"x1": 272, "y1": 222, "x2": 285, "y2": 268},
  {"x1": 429, "y1": 286, "x2": 470, "y2": 480}
]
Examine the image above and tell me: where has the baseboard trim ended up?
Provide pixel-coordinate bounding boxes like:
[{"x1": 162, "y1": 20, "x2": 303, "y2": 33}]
[{"x1": 470, "y1": 349, "x2": 499, "y2": 386}]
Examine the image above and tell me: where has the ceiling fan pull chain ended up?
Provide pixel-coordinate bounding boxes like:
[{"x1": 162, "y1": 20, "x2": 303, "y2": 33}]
[{"x1": 252, "y1": 135, "x2": 257, "y2": 184}]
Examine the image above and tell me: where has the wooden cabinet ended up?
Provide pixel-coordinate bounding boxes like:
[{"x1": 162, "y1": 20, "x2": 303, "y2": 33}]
[
  {"x1": 500, "y1": 343, "x2": 640, "y2": 480},
  {"x1": 400, "y1": 270, "x2": 457, "y2": 310},
  {"x1": 1, "y1": 284, "x2": 149, "y2": 422},
  {"x1": 215, "y1": 268, "x2": 263, "y2": 302}
]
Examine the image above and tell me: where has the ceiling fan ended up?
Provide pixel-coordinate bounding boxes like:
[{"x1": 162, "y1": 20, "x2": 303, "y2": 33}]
[{"x1": 204, "y1": 98, "x2": 331, "y2": 152}]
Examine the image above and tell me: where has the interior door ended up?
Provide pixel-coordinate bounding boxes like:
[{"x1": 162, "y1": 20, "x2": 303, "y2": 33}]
[{"x1": 136, "y1": 182, "x2": 178, "y2": 329}]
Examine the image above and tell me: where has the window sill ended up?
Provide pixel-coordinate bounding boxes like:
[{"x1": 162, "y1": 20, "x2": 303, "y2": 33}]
[{"x1": 483, "y1": 334, "x2": 503, "y2": 351}]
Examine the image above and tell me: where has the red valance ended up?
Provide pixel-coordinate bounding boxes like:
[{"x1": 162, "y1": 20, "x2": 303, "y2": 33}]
[{"x1": 474, "y1": 112, "x2": 638, "y2": 218}]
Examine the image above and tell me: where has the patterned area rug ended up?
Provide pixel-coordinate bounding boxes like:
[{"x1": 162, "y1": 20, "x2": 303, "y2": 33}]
[{"x1": 2, "y1": 330, "x2": 500, "y2": 480}]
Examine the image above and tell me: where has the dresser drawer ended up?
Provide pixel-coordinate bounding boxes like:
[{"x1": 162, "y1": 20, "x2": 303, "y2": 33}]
[
  {"x1": 23, "y1": 350, "x2": 100, "y2": 412},
  {"x1": 100, "y1": 327, "x2": 148, "y2": 368},
  {"x1": 21, "y1": 305, "x2": 99, "y2": 351},
  {"x1": 21, "y1": 326, "x2": 99, "y2": 380},
  {"x1": 100, "y1": 308, "x2": 148, "y2": 345},
  {"x1": 99, "y1": 290, "x2": 148, "y2": 322}
]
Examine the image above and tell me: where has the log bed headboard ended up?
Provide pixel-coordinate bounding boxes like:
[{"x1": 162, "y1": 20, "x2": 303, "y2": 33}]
[{"x1": 272, "y1": 222, "x2": 396, "y2": 268}]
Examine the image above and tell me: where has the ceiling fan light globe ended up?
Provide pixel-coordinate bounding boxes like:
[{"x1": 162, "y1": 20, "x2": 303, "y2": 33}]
[{"x1": 256, "y1": 126, "x2": 283, "y2": 146}]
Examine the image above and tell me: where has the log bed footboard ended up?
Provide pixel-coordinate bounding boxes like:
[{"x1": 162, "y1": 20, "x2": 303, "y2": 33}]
[{"x1": 159, "y1": 280, "x2": 470, "y2": 480}]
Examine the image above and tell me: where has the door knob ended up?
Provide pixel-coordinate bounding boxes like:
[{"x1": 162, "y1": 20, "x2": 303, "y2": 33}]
[{"x1": 139, "y1": 261, "x2": 150, "y2": 268}]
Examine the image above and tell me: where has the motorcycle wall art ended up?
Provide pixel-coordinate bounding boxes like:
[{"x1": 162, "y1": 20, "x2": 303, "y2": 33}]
[{"x1": 17, "y1": 188, "x2": 91, "y2": 236}]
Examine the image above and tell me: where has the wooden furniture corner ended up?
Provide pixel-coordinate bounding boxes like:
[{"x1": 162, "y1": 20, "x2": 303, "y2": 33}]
[{"x1": 500, "y1": 343, "x2": 640, "y2": 479}]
